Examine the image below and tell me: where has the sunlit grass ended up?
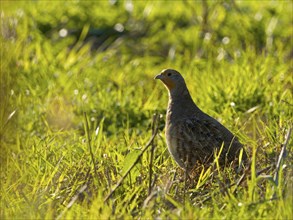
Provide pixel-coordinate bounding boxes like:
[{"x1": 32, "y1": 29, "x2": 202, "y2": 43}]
[{"x1": 1, "y1": 1, "x2": 292, "y2": 219}]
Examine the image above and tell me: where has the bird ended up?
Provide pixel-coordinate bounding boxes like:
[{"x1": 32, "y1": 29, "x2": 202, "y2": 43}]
[{"x1": 155, "y1": 69, "x2": 247, "y2": 171}]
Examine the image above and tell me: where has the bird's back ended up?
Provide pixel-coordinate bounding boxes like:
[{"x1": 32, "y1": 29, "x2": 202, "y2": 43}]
[{"x1": 166, "y1": 98, "x2": 246, "y2": 170}]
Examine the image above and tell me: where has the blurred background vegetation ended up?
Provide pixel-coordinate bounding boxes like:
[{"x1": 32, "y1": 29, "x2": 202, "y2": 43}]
[{"x1": 0, "y1": 0, "x2": 292, "y2": 219}]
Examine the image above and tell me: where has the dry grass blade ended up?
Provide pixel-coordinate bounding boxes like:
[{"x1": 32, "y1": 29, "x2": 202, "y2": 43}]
[
  {"x1": 274, "y1": 127, "x2": 292, "y2": 186},
  {"x1": 56, "y1": 184, "x2": 88, "y2": 220},
  {"x1": 271, "y1": 127, "x2": 292, "y2": 200},
  {"x1": 148, "y1": 113, "x2": 159, "y2": 195},
  {"x1": 0, "y1": 109, "x2": 17, "y2": 138},
  {"x1": 83, "y1": 112, "x2": 99, "y2": 180},
  {"x1": 104, "y1": 115, "x2": 160, "y2": 202}
]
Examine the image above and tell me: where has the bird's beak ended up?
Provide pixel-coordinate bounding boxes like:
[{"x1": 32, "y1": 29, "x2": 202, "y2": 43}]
[
  {"x1": 154, "y1": 74, "x2": 163, "y2": 80},
  {"x1": 154, "y1": 72, "x2": 175, "y2": 90}
]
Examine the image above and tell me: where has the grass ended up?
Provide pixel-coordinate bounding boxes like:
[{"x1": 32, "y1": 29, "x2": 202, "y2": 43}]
[{"x1": 1, "y1": 1, "x2": 292, "y2": 219}]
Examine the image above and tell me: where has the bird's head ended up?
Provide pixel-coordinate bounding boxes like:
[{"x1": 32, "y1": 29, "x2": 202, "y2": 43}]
[{"x1": 154, "y1": 69, "x2": 186, "y2": 93}]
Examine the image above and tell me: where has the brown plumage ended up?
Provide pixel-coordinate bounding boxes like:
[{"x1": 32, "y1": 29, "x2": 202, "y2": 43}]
[{"x1": 155, "y1": 69, "x2": 247, "y2": 171}]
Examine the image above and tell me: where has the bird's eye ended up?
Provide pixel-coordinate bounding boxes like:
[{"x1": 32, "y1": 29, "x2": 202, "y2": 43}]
[{"x1": 167, "y1": 73, "x2": 172, "y2": 76}]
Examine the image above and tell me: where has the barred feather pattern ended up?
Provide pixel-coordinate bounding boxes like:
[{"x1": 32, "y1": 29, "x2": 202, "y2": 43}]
[{"x1": 166, "y1": 116, "x2": 245, "y2": 170}]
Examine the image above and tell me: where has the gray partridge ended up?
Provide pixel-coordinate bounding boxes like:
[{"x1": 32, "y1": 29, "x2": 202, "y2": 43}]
[{"x1": 155, "y1": 69, "x2": 247, "y2": 171}]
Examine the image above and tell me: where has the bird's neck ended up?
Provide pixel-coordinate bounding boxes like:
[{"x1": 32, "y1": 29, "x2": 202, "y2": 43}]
[{"x1": 166, "y1": 89, "x2": 201, "y2": 123}]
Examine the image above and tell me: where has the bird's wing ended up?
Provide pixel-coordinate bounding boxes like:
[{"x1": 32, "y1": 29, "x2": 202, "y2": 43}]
[
  {"x1": 171, "y1": 116, "x2": 241, "y2": 163},
  {"x1": 174, "y1": 117, "x2": 224, "y2": 149}
]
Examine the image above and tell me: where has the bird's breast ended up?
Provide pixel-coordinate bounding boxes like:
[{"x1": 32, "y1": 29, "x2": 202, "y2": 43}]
[{"x1": 165, "y1": 125, "x2": 186, "y2": 168}]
